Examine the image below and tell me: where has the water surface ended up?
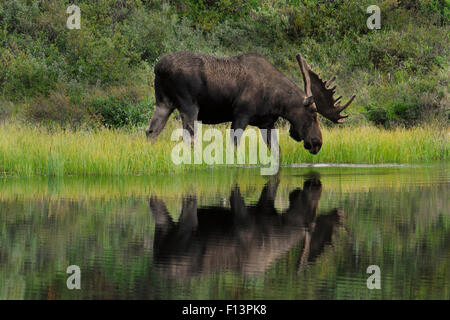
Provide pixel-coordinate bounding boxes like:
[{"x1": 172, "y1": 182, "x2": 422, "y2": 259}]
[{"x1": 0, "y1": 166, "x2": 448, "y2": 299}]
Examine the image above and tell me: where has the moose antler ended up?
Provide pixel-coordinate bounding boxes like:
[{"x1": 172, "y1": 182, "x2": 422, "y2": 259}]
[{"x1": 296, "y1": 53, "x2": 356, "y2": 123}]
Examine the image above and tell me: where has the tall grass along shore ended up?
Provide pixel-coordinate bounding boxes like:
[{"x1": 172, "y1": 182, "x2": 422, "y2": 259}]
[{"x1": 0, "y1": 122, "x2": 447, "y2": 177}]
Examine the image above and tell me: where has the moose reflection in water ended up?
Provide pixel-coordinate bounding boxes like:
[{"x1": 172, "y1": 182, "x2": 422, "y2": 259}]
[{"x1": 149, "y1": 177, "x2": 344, "y2": 278}]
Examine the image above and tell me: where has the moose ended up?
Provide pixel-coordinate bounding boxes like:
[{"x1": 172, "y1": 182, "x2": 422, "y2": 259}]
[
  {"x1": 146, "y1": 51, "x2": 355, "y2": 154},
  {"x1": 149, "y1": 177, "x2": 345, "y2": 278}
]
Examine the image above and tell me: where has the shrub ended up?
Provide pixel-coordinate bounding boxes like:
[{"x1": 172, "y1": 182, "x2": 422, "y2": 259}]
[
  {"x1": 0, "y1": 0, "x2": 448, "y2": 128},
  {"x1": 171, "y1": 0, "x2": 260, "y2": 31},
  {"x1": 0, "y1": 100, "x2": 13, "y2": 122},
  {"x1": 364, "y1": 70, "x2": 449, "y2": 127},
  {"x1": 0, "y1": 48, "x2": 61, "y2": 99},
  {"x1": 23, "y1": 86, "x2": 91, "y2": 129},
  {"x1": 87, "y1": 87, "x2": 154, "y2": 128}
]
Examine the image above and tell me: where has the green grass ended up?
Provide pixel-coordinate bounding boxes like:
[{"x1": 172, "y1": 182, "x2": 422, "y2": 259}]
[
  {"x1": 0, "y1": 121, "x2": 447, "y2": 177},
  {"x1": 280, "y1": 125, "x2": 449, "y2": 164}
]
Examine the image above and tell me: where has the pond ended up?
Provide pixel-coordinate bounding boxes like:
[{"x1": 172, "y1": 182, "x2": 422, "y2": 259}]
[{"x1": 0, "y1": 166, "x2": 448, "y2": 299}]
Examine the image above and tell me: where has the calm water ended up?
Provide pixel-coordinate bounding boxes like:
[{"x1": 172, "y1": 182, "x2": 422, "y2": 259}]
[{"x1": 0, "y1": 166, "x2": 448, "y2": 299}]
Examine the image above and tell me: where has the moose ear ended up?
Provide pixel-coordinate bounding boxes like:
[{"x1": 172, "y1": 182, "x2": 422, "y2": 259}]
[{"x1": 303, "y1": 96, "x2": 314, "y2": 107}]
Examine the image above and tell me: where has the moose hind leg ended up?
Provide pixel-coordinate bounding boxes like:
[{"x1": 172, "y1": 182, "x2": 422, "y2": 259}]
[{"x1": 146, "y1": 104, "x2": 173, "y2": 141}]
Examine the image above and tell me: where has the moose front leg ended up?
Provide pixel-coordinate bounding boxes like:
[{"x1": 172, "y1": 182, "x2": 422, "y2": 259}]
[
  {"x1": 148, "y1": 196, "x2": 174, "y2": 240},
  {"x1": 178, "y1": 195, "x2": 198, "y2": 233},
  {"x1": 230, "y1": 185, "x2": 249, "y2": 223},
  {"x1": 230, "y1": 117, "x2": 249, "y2": 148},
  {"x1": 259, "y1": 124, "x2": 280, "y2": 153},
  {"x1": 146, "y1": 105, "x2": 173, "y2": 141},
  {"x1": 256, "y1": 176, "x2": 280, "y2": 211}
]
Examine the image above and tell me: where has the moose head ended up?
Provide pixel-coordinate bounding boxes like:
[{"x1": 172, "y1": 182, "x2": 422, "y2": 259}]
[{"x1": 288, "y1": 54, "x2": 356, "y2": 154}]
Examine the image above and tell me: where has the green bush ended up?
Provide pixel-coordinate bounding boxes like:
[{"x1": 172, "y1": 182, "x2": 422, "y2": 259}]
[
  {"x1": 0, "y1": 0, "x2": 448, "y2": 128},
  {"x1": 22, "y1": 83, "x2": 154, "y2": 129},
  {"x1": 0, "y1": 50, "x2": 54, "y2": 98},
  {"x1": 363, "y1": 70, "x2": 449, "y2": 127},
  {"x1": 0, "y1": 100, "x2": 13, "y2": 122},
  {"x1": 365, "y1": 104, "x2": 389, "y2": 126},
  {"x1": 23, "y1": 86, "x2": 91, "y2": 129},
  {"x1": 88, "y1": 90, "x2": 153, "y2": 128},
  {"x1": 171, "y1": 0, "x2": 260, "y2": 31},
  {"x1": 365, "y1": 102, "x2": 421, "y2": 127}
]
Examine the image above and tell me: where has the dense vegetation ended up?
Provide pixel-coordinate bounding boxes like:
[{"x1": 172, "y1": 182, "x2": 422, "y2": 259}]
[{"x1": 0, "y1": 0, "x2": 449, "y2": 129}]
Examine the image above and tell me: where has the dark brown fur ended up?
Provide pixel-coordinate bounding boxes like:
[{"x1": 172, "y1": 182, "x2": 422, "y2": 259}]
[{"x1": 146, "y1": 51, "x2": 323, "y2": 153}]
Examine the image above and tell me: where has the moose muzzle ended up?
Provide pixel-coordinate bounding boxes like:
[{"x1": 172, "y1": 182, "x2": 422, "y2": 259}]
[{"x1": 304, "y1": 138, "x2": 322, "y2": 155}]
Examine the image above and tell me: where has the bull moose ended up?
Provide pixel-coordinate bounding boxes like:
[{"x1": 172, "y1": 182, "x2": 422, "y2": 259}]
[
  {"x1": 149, "y1": 177, "x2": 345, "y2": 278},
  {"x1": 146, "y1": 51, "x2": 355, "y2": 154}
]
